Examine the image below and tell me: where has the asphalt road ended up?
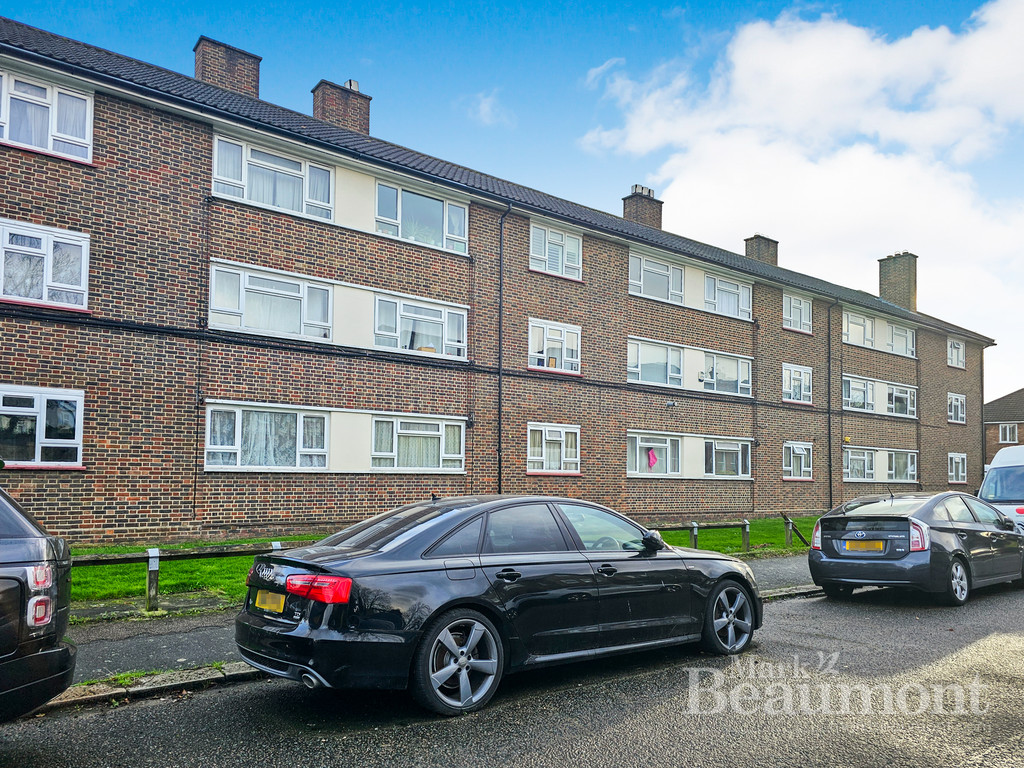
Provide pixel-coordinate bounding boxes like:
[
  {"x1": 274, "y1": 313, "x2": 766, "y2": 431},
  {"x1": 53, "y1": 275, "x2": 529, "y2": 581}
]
[{"x1": 5, "y1": 581, "x2": 1024, "y2": 768}]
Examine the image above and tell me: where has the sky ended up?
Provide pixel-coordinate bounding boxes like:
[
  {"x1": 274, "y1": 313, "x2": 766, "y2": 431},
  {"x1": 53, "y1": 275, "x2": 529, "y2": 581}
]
[{"x1": 2, "y1": 0, "x2": 1021, "y2": 400}]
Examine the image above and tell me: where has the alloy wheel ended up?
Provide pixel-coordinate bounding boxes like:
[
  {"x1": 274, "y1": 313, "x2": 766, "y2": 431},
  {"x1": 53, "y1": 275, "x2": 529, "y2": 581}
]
[
  {"x1": 711, "y1": 584, "x2": 753, "y2": 652},
  {"x1": 951, "y1": 560, "x2": 969, "y2": 602},
  {"x1": 427, "y1": 618, "x2": 500, "y2": 709}
]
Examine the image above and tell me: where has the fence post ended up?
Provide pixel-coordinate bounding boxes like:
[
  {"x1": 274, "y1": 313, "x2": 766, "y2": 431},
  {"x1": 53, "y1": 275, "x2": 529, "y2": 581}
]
[
  {"x1": 689, "y1": 522, "x2": 698, "y2": 549},
  {"x1": 146, "y1": 548, "x2": 160, "y2": 612},
  {"x1": 785, "y1": 519, "x2": 794, "y2": 548},
  {"x1": 741, "y1": 520, "x2": 750, "y2": 552}
]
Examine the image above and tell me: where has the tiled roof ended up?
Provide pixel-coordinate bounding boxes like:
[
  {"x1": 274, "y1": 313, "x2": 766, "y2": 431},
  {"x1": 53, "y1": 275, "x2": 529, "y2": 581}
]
[
  {"x1": 985, "y1": 388, "x2": 1024, "y2": 422},
  {"x1": 0, "y1": 17, "x2": 994, "y2": 344}
]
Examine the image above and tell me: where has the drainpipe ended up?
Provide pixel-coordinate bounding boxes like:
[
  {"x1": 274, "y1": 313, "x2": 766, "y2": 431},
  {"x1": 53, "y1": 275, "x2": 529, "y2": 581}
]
[
  {"x1": 497, "y1": 204, "x2": 512, "y2": 494},
  {"x1": 826, "y1": 300, "x2": 838, "y2": 510}
]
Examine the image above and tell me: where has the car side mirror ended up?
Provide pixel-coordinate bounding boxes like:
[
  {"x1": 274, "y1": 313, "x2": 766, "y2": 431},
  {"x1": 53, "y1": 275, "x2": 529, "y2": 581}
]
[
  {"x1": 999, "y1": 517, "x2": 1016, "y2": 531},
  {"x1": 642, "y1": 530, "x2": 666, "y2": 551}
]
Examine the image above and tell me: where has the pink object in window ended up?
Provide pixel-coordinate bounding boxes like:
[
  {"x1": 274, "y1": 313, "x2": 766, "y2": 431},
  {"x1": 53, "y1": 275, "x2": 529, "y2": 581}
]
[{"x1": 648, "y1": 448, "x2": 658, "y2": 469}]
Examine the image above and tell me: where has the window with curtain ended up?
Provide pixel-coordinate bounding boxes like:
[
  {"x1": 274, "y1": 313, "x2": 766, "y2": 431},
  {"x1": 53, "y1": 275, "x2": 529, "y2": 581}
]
[
  {"x1": 529, "y1": 224, "x2": 582, "y2": 280},
  {"x1": 374, "y1": 296, "x2": 467, "y2": 358},
  {"x1": 948, "y1": 453, "x2": 967, "y2": 484},
  {"x1": 842, "y1": 311, "x2": 875, "y2": 347},
  {"x1": 704, "y1": 275, "x2": 751, "y2": 319},
  {"x1": 0, "y1": 71, "x2": 92, "y2": 161},
  {"x1": 842, "y1": 377, "x2": 874, "y2": 411},
  {"x1": 628, "y1": 254, "x2": 683, "y2": 304},
  {"x1": 374, "y1": 183, "x2": 468, "y2": 253},
  {"x1": 0, "y1": 385, "x2": 84, "y2": 466},
  {"x1": 371, "y1": 417, "x2": 464, "y2": 471},
  {"x1": 703, "y1": 353, "x2": 752, "y2": 396},
  {"x1": 210, "y1": 264, "x2": 331, "y2": 340},
  {"x1": 843, "y1": 448, "x2": 875, "y2": 480},
  {"x1": 1, "y1": 217, "x2": 89, "y2": 309},
  {"x1": 212, "y1": 138, "x2": 333, "y2": 220},
  {"x1": 626, "y1": 433, "x2": 681, "y2": 476},
  {"x1": 704, "y1": 440, "x2": 751, "y2": 478},
  {"x1": 888, "y1": 451, "x2": 918, "y2": 482},
  {"x1": 888, "y1": 324, "x2": 916, "y2": 357},
  {"x1": 947, "y1": 338, "x2": 966, "y2": 368},
  {"x1": 886, "y1": 385, "x2": 917, "y2": 418},
  {"x1": 782, "y1": 364, "x2": 813, "y2": 403},
  {"x1": 947, "y1": 393, "x2": 966, "y2": 424},
  {"x1": 627, "y1": 339, "x2": 682, "y2": 388},
  {"x1": 783, "y1": 442, "x2": 813, "y2": 479},
  {"x1": 205, "y1": 406, "x2": 327, "y2": 470},
  {"x1": 527, "y1": 424, "x2": 580, "y2": 473},
  {"x1": 529, "y1": 319, "x2": 581, "y2": 373},
  {"x1": 783, "y1": 294, "x2": 812, "y2": 333}
]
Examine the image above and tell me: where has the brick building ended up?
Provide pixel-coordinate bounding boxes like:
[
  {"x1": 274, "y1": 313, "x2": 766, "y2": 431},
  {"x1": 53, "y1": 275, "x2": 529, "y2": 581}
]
[
  {"x1": 0, "y1": 19, "x2": 995, "y2": 543},
  {"x1": 984, "y1": 388, "x2": 1024, "y2": 464}
]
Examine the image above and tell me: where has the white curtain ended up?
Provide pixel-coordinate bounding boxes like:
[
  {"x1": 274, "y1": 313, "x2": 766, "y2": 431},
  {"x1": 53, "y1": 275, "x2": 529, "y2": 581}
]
[
  {"x1": 244, "y1": 291, "x2": 301, "y2": 334},
  {"x1": 56, "y1": 93, "x2": 87, "y2": 138},
  {"x1": 248, "y1": 166, "x2": 302, "y2": 212},
  {"x1": 241, "y1": 411, "x2": 296, "y2": 467},
  {"x1": 308, "y1": 167, "x2": 330, "y2": 204},
  {"x1": 397, "y1": 434, "x2": 440, "y2": 468},
  {"x1": 10, "y1": 99, "x2": 49, "y2": 148}
]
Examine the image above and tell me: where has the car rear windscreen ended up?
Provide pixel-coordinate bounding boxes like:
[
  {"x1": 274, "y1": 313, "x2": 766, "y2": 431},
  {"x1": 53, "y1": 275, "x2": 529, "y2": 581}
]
[
  {"x1": 0, "y1": 490, "x2": 46, "y2": 538},
  {"x1": 318, "y1": 502, "x2": 462, "y2": 550},
  {"x1": 839, "y1": 498, "x2": 928, "y2": 517}
]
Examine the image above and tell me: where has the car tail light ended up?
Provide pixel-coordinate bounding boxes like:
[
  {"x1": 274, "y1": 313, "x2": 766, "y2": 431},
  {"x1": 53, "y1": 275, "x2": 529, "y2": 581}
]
[
  {"x1": 811, "y1": 521, "x2": 822, "y2": 550},
  {"x1": 27, "y1": 595, "x2": 53, "y2": 627},
  {"x1": 909, "y1": 520, "x2": 930, "y2": 552},
  {"x1": 30, "y1": 564, "x2": 53, "y2": 590},
  {"x1": 285, "y1": 574, "x2": 352, "y2": 604}
]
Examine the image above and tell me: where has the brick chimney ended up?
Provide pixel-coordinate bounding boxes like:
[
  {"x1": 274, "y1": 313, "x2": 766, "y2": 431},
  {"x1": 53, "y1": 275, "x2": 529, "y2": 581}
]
[
  {"x1": 878, "y1": 251, "x2": 918, "y2": 311},
  {"x1": 745, "y1": 234, "x2": 778, "y2": 266},
  {"x1": 194, "y1": 37, "x2": 261, "y2": 99},
  {"x1": 622, "y1": 185, "x2": 663, "y2": 230},
  {"x1": 312, "y1": 79, "x2": 371, "y2": 135}
]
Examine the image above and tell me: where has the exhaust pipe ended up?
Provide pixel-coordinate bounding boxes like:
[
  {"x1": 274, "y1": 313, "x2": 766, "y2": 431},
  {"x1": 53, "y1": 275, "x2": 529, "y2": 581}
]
[{"x1": 300, "y1": 672, "x2": 321, "y2": 689}]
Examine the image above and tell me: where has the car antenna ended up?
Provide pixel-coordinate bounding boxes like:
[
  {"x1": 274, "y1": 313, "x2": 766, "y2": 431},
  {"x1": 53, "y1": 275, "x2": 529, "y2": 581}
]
[
  {"x1": 431, "y1": 492, "x2": 438, "y2": 502},
  {"x1": 886, "y1": 485, "x2": 895, "y2": 500}
]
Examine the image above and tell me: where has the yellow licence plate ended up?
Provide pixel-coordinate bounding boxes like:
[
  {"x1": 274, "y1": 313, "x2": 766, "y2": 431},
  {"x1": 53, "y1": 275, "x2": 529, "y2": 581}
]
[
  {"x1": 255, "y1": 589, "x2": 285, "y2": 613},
  {"x1": 843, "y1": 540, "x2": 884, "y2": 551}
]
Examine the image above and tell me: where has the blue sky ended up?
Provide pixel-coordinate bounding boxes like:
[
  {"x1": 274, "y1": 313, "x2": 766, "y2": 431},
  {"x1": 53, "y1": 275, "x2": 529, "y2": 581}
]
[{"x1": 3, "y1": 1, "x2": 1021, "y2": 399}]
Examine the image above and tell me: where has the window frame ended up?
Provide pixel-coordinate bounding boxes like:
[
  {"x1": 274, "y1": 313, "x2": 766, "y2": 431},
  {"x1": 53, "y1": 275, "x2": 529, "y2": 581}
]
[
  {"x1": 0, "y1": 385, "x2": 85, "y2": 468},
  {"x1": 0, "y1": 70, "x2": 93, "y2": 162},
  {"x1": 703, "y1": 439, "x2": 752, "y2": 479},
  {"x1": 843, "y1": 448, "x2": 876, "y2": 481},
  {"x1": 999, "y1": 423, "x2": 1018, "y2": 444},
  {"x1": 212, "y1": 136, "x2": 334, "y2": 221},
  {"x1": 209, "y1": 264, "x2": 333, "y2": 342},
  {"x1": 371, "y1": 416, "x2": 465, "y2": 473},
  {"x1": 887, "y1": 450, "x2": 919, "y2": 483},
  {"x1": 947, "y1": 338, "x2": 966, "y2": 368},
  {"x1": 947, "y1": 393, "x2": 966, "y2": 424},
  {"x1": 886, "y1": 384, "x2": 918, "y2": 419},
  {"x1": 626, "y1": 431, "x2": 682, "y2": 477},
  {"x1": 527, "y1": 423, "x2": 581, "y2": 475},
  {"x1": 1, "y1": 217, "x2": 90, "y2": 310},
  {"x1": 782, "y1": 441, "x2": 813, "y2": 480},
  {"x1": 782, "y1": 294, "x2": 812, "y2": 333},
  {"x1": 374, "y1": 295, "x2": 468, "y2": 359},
  {"x1": 702, "y1": 352, "x2": 752, "y2": 397},
  {"x1": 704, "y1": 274, "x2": 752, "y2": 320},
  {"x1": 627, "y1": 338, "x2": 683, "y2": 389},
  {"x1": 528, "y1": 318, "x2": 581, "y2": 375},
  {"x1": 842, "y1": 311, "x2": 875, "y2": 348},
  {"x1": 842, "y1": 376, "x2": 875, "y2": 411},
  {"x1": 374, "y1": 181, "x2": 468, "y2": 254},
  {"x1": 887, "y1": 324, "x2": 916, "y2": 357},
  {"x1": 204, "y1": 404, "x2": 329, "y2": 471},
  {"x1": 529, "y1": 223, "x2": 582, "y2": 281},
  {"x1": 948, "y1": 453, "x2": 968, "y2": 484},
  {"x1": 782, "y1": 363, "x2": 813, "y2": 404},
  {"x1": 628, "y1": 253, "x2": 684, "y2": 305}
]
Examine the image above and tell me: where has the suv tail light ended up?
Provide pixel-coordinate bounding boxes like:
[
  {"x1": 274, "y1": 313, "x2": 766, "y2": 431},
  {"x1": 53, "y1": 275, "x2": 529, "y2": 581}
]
[
  {"x1": 30, "y1": 564, "x2": 53, "y2": 589},
  {"x1": 909, "y1": 520, "x2": 930, "y2": 552},
  {"x1": 811, "y1": 521, "x2": 822, "y2": 550},
  {"x1": 27, "y1": 595, "x2": 53, "y2": 627},
  {"x1": 285, "y1": 574, "x2": 352, "y2": 604}
]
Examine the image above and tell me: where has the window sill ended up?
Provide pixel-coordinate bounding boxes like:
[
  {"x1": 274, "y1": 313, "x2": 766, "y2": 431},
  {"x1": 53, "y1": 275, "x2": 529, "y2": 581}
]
[
  {"x1": 703, "y1": 308, "x2": 754, "y2": 323},
  {"x1": 0, "y1": 297, "x2": 92, "y2": 314},
  {"x1": 527, "y1": 366, "x2": 583, "y2": 377},
  {"x1": 1, "y1": 464, "x2": 86, "y2": 471},
  {"x1": 782, "y1": 398, "x2": 814, "y2": 406},
  {"x1": 948, "y1": 420, "x2": 967, "y2": 425},
  {"x1": 782, "y1": 325, "x2": 813, "y2": 336},
  {"x1": 527, "y1": 267, "x2": 584, "y2": 284},
  {"x1": 841, "y1": 340, "x2": 917, "y2": 360},
  {"x1": 948, "y1": 481, "x2": 968, "y2": 485},
  {"x1": 702, "y1": 475, "x2": 753, "y2": 481},
  {"x1": 373, "y1": 229, "x2": 472, "y2": 260},
  {"x1": 948, "y1": 364, "x2": 967, "y2": 370},
  {"x1": 844, "y1": 478, "x2": 918, "y2": 484},
  {"x1": 626, "y1": 473, "x2": 683, "y2": 479},
  {"x1": 1, "y1": 140, "x2": 96, "y2": 167},
  {"x1": 782, "y1": 477, "x2": 814, "y2": 482},
  {"x1": 526, "y1": 471, "x2": 582, "y2": 477},
  {"x1": 628, "y1": 291, "x2": 685, "y2": 309}
]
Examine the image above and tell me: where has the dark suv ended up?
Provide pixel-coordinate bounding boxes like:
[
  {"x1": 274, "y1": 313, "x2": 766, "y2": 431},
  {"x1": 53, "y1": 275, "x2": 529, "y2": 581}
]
[{"x1": 0, "y1": 486, "x2": 75, "y2": 721}]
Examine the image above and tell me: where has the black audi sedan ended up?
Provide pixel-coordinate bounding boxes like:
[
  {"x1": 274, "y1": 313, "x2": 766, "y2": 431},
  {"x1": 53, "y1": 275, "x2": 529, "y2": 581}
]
[
  {"x1": 236, "y1": 495, "x2": 762, "y2": 715},
  {"x1": 0, "y1": 487, "x2": 76, "y2": 721},
  {"x1": 809, "y1": 492, "x2": 1023, "y2": 605}
]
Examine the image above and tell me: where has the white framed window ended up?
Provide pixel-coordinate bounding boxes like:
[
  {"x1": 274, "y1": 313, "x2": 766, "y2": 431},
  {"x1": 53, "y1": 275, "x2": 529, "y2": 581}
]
[
  {"x1": 1, "y1": 217, "x2": 89, "y2": 309},
  {"x1": 375, "y1": 296, "x2": 467, "y2": 358},
  {"x1": 210, "y1": 265, "x2": 332, "y2": 340},
  {"x1": 704, "y1": 440, "x2": 751, "y2": 478},
  {"x1": 527, "y1": 423, "x2": 580, "y2": 474},
  {"x1": 375, "y1": 182, "x2": 467, "y2": 254},
  {"x1": 530, "y1": 224, "x2": 582, "y2": 280},
  {"x1": 842, "y1": 377, "x2": 874, "y2": 411},
  {"x1": 843, "y1": 448, "x2": 875, "y2": 481},
  {"x1": 0, "y1": 385, "x2": 84, "y2": 467},
  {"x1": 371, "y1": 416, "x2": 464, "y2": 472},
  {"x1": 627, "y1": 339, "x2": 683, "y2": 388},
  {"x1": 703, "y1": 353, "x2": 751, "y2": 396},
  {"x1": 529, "y1": 319, "x2": 580, "y2": 374},
  {"x1": 782, "y1": 364, "x2": 813, "y2": 404},
  {"x1": 947, "y1": 393, "x2": 966, "y2": 424},
  {"x1": 947, "y1": 338, "x2": 966, "y2": 368},
  {"x1": 887, "y1": 385, "x2": 917, "y2": 418},
  {"x1": 888, "y1": 324, "x2": 916, "y2": 357},
  {"x1": 1000, "y1": 423, "x2": 1018, "y2": 444},
  {"x1": 0, "y1": 71, "x2": 92, "y2": 162},
  {"x1": 888, "y1": 450, "x2": 918, "y2": 482},
  {"x1": 627, "y1": 432, "x2": 681, "y2": 476},
  {"x1": 842, "y1": 311, "x2": 874, "y2": 347},
  {"x1": 783, "y1": 442, "x2": 813, "y2": 480},
  {"x1": 704, "y1": 275, "x2": 752, "y2": 320},
  {"x1": 782, "y1": 294, "x2": 812, "y2": 333},
  {"x1": 628, "y1": 254, "x2": 683, "y2": 304},
  {"x1": 205, "y1": 405, "x2": 327, "y2": 470},
  {"x1": 213, "y1": 137, "x2": 333, "y2": 220},
  {"x1": 948, "y1": 453, "x2": 967, "y2": 484}
]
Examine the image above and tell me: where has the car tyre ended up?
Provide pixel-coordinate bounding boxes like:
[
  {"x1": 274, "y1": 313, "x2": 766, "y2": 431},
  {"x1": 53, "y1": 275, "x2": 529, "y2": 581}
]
[
  {"x1": 410, "y1": 608, "x2": 504, "y2": 716},
  {"x1": 700, "y1": 580, "x2": 755, "y2": 655},
  {"x1": 942, "y1": 557, "x2": 971, "y2": 606},
  {"x1": 821, "y1": 584, "x2": 854, "y2": 600}
]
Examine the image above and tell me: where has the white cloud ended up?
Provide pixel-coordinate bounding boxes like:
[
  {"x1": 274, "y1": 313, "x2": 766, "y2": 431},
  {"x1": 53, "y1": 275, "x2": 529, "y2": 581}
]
[
  {"x1": 582, "y1": 0, "x2": 1024, "y2": 399},
  {"x1": 465, "y1": 88, "x2": 515, "y2": 128},
  {"x1": 584, "y1": 57, "x2": 625, "y2": 90}
]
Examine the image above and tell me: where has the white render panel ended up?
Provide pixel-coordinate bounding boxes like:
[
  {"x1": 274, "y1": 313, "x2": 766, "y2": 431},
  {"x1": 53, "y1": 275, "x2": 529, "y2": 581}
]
[
  {"x1": 874, "y1": 450, "x2": 888, "y2": 478},
  {"x1": 682, "y1": 436, "x2": 706, "y2": 478},
  {"x1": 333, "y1": 284, "x2": 375, "y2": 347},
  {"x1": 333, "y1": 165, "x2": 376, "y2": 232},
  {"x1": 328, "y1": 411, "x2": 373, "y2": 472},
  {"x1": 683, "y1": 348, "x2": 705, "y2": 390},
  {"x1": 683, "y1": 265, "x2": 705, "y2": 309}
]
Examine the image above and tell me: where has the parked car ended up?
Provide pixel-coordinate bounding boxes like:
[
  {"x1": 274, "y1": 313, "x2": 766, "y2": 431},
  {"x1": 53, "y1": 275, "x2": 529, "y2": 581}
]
[
  {"x1": 0, "y1": 486, "x2": 75, "y2": 721},
  {"x1": 235, "y1": 495, "x2": 762, "y2": 715},
  {"x1": 809, "y1": 492, "x2": 1023, "y2": 605},
  {"x1": 978, "y1": 445, "x2": 1024, "y2": 533}
]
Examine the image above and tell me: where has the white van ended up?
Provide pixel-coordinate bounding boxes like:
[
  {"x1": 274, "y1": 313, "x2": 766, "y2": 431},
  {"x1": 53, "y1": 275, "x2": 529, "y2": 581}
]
[{"x1": 978, "y1": 445, "x2": 1024, "y2": 533}]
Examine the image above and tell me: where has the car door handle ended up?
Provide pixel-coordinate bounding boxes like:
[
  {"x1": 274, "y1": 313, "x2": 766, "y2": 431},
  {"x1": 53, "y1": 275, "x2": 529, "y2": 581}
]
[
  {"x1": 957, "y1": 533, "x2": 969, "y2": 540},
  {"x1": 597, "y1": 565, "x2": 618, "y2": 576},
  {"x1": 495, "y1": 569, "x2": 521, "y2": 582}
]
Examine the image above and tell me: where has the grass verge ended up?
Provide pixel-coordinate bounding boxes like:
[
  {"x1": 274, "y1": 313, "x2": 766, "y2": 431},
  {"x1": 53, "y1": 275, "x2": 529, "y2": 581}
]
[{"x1": 658, "y1": 515, "x2": 817, "y2": 556}]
